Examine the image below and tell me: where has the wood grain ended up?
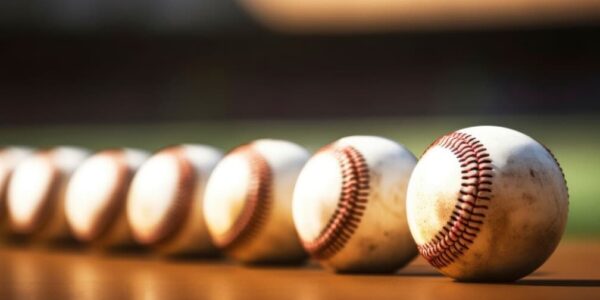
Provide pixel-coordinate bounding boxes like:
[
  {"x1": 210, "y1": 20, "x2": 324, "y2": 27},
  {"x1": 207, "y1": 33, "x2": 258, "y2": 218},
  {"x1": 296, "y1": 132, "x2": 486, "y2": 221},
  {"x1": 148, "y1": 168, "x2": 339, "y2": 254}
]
[{"x1": 0, "y1": 240, "x2": 598, "y2": 299}]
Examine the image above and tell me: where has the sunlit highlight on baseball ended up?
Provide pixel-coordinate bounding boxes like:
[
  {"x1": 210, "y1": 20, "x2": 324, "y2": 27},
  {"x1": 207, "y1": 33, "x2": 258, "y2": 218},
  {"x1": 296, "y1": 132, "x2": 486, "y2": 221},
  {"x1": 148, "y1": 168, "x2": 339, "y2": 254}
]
[
  {"x1": 406, "y1": 126, "x2": 569, "y2": 281},
  {"x1": 293, "y1": 136, "x2": 418, "y2": 273}
]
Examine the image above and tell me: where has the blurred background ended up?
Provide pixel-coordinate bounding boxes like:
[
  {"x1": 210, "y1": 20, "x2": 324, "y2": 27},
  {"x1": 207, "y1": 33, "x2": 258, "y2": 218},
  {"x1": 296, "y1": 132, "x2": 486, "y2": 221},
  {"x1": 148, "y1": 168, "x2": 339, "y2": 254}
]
[{"x1": 1, "y1": 0, "x2": 599, "y2": 237}]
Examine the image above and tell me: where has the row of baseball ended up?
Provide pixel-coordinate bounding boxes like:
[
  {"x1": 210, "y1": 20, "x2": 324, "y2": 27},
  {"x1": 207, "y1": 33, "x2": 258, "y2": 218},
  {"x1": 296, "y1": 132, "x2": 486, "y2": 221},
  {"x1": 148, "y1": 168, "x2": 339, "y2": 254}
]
[{"x1": 0, "y1": 125, "x2": 568, "y2": 282}]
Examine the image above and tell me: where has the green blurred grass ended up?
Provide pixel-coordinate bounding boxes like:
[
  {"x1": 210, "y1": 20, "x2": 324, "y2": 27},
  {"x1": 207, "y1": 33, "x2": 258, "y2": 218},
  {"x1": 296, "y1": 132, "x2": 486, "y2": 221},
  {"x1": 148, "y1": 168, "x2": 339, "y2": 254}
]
[{"x1": 1, "y1": 114, "x2": 598, "y2": 237}]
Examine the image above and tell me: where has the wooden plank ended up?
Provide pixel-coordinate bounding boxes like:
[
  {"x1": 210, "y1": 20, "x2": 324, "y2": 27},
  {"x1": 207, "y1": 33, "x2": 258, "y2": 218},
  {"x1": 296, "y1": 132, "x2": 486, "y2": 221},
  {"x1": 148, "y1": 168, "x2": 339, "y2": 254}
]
[{"x1": 0, "y1": 240, "x2": 598, "y2": 299}]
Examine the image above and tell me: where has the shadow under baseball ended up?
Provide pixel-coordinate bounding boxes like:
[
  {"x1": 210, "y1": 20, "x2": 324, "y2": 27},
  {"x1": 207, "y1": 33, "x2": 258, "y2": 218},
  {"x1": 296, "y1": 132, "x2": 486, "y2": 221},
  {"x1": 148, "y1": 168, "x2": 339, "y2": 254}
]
[
  {"x1": 333, "y1": 264, "x2": 444, "y2": 277},
  {"x1": 395, "y1": 264, "x2": 444, "y2": 277}
]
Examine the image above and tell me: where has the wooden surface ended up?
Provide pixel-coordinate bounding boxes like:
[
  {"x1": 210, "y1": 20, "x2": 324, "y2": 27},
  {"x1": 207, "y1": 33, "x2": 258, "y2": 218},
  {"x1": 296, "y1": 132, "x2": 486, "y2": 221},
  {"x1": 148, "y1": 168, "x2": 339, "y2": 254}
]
[{"x1": 0, "y1": 240, "x2": 599, "y2": 300}]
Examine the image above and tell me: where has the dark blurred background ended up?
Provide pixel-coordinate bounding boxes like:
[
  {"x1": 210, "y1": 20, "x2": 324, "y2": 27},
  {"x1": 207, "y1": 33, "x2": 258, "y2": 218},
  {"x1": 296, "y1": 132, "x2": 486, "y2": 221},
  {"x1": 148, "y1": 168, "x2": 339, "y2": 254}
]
[{"x1": 1, "y1": 0, "x2": 600, "y2": 124}]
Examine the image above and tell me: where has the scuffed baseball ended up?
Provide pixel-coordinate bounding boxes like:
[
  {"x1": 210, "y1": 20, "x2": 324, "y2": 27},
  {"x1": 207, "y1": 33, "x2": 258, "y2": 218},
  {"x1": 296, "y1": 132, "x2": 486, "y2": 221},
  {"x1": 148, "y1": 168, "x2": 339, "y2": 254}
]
[
  {"x1": 65, "y1": 148, "x2": 149, "y2": 247},
  {"x1": 293, "y1": 135, "x2": 418, "y2": 273},
  {"x1": 127, "y1": 144, "x2": 222, "y2": 255},
  {"x1": 406, "y1": 125, "x2": 569, "y2": 282},
  {"x1": 7, "y1": 146, "x2": 90, "y2": 241},
  {"x1": 204, "y1": 139, "x2": 309, "y2": 264}
]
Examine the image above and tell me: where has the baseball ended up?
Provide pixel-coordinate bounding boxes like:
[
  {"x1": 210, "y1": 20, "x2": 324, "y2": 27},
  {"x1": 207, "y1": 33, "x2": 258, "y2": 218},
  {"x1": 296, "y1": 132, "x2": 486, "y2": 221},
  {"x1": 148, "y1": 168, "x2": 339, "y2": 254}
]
[
  {"x1": 203, "y1": 139, "x2": 309, "y2": 264},
  {"x1": 65, "y1": 148, "x2": 149, "y2": 247},
  {"x1": 406, "y1": 125, "x2": 569, "y2": 282},
  {"x1": 293, "y1": 136, "x2": 418, "y2": 273},
  {"x1": 126, "y1": 144, "x2": 222, "y2": 255},
  {"x1": 0, "y1": 147, "x2": 34, "y2": 226},
  {"x1": 7, "y1": 146, "x2": 90, "y2": 241}
]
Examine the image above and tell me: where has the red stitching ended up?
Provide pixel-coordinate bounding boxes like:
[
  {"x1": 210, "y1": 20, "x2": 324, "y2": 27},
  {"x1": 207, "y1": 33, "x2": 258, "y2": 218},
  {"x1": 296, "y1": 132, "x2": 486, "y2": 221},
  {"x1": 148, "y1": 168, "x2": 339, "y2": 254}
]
[
  {"x1": 82, "y1": 150, "x2": 130, "y2": 241},
  {"x1": 215, "y1": 145, "x2": 272, "y2": 250},
  {"x1": 303, "y1": 145, "x2": 370, "y2": 260},
  {"x1": 134, "y1": 147, "x2": 197, "y2": 245},
  {"x1": 417, "y1": 132, "x2": 493, "y2": 268},
  {"x1": 542, "y1": 145, "x2": 569, "y2": 199}
]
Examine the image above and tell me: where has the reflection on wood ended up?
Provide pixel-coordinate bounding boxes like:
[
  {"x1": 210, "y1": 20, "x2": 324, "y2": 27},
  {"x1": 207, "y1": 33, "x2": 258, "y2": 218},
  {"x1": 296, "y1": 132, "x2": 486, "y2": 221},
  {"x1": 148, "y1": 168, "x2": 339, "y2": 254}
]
[{"x1": 0, "y1": 241, "x2": 598, "y2": 299}]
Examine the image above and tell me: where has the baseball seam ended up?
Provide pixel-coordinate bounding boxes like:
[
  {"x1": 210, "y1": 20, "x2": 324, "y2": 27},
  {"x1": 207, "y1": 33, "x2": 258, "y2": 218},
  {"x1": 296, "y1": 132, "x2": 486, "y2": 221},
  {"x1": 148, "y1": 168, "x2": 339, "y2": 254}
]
[
  {"x1": 542, "y1": 145, "x2": 569, "y2": 199},
  {"x1": 79, "y1": 150, "x2": 130, "y2": 241},
  {"x1": 216, "y1": 146, "x2": 272, "y2": 250},
  {"x1": 417, "y1": 132, "x2": 493, "y2": 269},
  {"x1": 135, "y1": 147, "x2": 197, "y2": 245},
  {"x1": 303, "y1": 145, "x2": 370, "y2": 260}
]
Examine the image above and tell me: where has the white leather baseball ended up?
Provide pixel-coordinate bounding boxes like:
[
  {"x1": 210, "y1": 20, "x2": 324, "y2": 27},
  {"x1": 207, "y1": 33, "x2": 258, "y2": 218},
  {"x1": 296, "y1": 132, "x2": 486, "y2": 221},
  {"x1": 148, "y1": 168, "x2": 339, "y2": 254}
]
[
  {"x1": 127, "y1": 144, "x2": 222, "y2": 255},
  {"x1": 293, "y1": 136, "x2": 418, "y2": 273},
  {"x1": 65, "y1": 148, "x2": 148, "y2": 247},
  {"x1": 406, "y1": 125, "x2": 569, "y2": 281},
  {"x1": 203, "y1": 139, "x2": 309, "y2": 264},
  {"x1": 0, "y1": 147, "x2": 34, "y2": 225},
  {"x1": 7, "y1": 146, "x2": 90, "y2": 241}
]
